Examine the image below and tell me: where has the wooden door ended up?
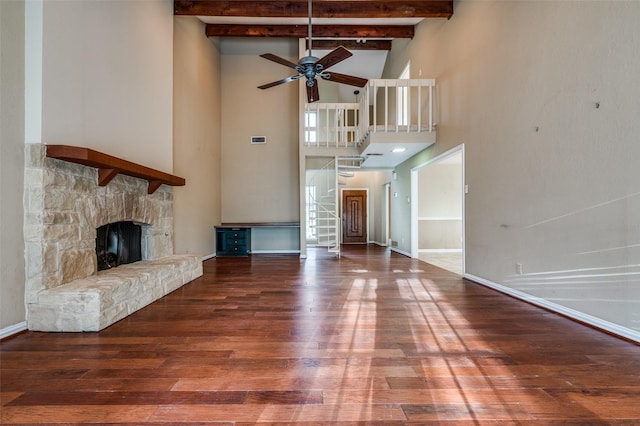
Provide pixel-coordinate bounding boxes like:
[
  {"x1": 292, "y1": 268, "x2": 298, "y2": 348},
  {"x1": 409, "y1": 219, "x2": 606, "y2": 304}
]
[{"x1": 342, "y1": 190, "x2": 367, "y2": 243}]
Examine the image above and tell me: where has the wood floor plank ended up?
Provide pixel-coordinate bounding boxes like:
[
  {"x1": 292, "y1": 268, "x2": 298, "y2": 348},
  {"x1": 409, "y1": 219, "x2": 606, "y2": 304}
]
[
  {"x1": 1, "y1": 245, "x2": 638, "y2": 423},
  {"x1": 0, "y1": 378, "x2": 179, "y2": 393},
  {"x1": 0, "y1": 405, "x2": 157, "y2": 424},
  {"x1": 172, "y1": 376, "x2": 392, "y2": 391},
  {"x1": 6, "y1": 390, "x2": 248, "y2": 406}
]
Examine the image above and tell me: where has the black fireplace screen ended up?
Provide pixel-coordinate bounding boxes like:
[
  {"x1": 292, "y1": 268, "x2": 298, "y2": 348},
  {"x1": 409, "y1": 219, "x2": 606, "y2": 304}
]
[{"x1": 96, "y1": 221, "x2": 142, "y2": 271}]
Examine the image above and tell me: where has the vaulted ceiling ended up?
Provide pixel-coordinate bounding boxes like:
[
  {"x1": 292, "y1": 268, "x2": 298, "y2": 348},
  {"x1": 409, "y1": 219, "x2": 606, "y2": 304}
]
[
  {"x1": 174, "y1": 1, "x2": 453, "y2": 165},
  {"x1": 174, "y1": 1, "x2": 453, "y2": 46},
  {"x1": 174, "y1": 1, "x2": 453, "y2": 104}
]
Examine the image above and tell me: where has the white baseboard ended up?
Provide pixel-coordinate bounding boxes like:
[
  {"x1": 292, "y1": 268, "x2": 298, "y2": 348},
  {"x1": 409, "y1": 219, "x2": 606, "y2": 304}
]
[
  {"x1": 372, "y1": 241, "x2": 387, "y2": 247},
  {"x1": 250, "y1": 250, "x2": 300, "y2": 254},
  {"x1": 390, "y1": 247, "x2": 412, "y2": 257},
  {"x1": 464, "y1": 273, "x2": 640, "y2": 344},
  {"x1": 0, "y1": 321, "x2": 27, "y2": 340},
  {"x1": 202, "y1": 253, "x2": 216, "y2": 261},
  {"x1": 418, "y1": 249, "x2": 462, "y2": 253}
]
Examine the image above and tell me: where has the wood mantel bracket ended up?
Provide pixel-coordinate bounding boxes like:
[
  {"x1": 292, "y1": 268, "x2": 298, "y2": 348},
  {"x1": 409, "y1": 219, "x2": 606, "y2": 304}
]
[
  {"x1": 97, "y1": 168, "x2": 119, "y2": 187},
  {"x1": 46, "y1": 145, "x2": 186, "y2": 194}
]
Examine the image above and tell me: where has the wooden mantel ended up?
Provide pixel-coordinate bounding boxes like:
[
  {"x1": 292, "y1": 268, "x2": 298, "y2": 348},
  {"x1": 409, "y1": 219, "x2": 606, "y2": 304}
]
[{"x1": 45, "y1": 145, "x2": 185, "y2": 194}]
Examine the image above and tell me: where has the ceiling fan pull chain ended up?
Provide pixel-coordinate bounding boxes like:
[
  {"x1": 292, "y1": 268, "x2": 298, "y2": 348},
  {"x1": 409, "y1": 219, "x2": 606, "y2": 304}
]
[{"x1": 308, "y1": 0, "x2": 313, "y2": 57}]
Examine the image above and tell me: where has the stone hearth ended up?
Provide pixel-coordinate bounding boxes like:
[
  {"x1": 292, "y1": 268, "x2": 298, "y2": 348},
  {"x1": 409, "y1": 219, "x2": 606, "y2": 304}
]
[{"x1": 23, "y1": 143, "x2": 202, "y2": 331}]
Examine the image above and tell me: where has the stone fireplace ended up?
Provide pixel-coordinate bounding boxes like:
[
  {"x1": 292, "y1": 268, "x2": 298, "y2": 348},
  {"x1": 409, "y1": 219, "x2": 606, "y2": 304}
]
[{"x1": 24, "y1": 143, "x2": 202, "y2": 331}]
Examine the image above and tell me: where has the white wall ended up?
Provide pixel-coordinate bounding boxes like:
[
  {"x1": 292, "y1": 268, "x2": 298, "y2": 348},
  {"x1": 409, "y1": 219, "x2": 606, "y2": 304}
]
[
  {"x1": 220, "y1": 38, "x2": 299, "y2": 223},
  {"x1": 0, "y1": 0, "x2": 26, "y2": 331},
  {"x1": 386, "y1": 1, "x2": 640, "y2": 336},
  {"x1": 0, "y1": 0, "x2": 176, "y2": 335},
  {"x1": 417, "y1": 160, "x2": 462, "y2": 250},
  {"x1": 38, "y1": 0, "x2": 174, "y2": 172},
  {"x1": 173, "y1": 17, "x2": 221, "y2": 257}
]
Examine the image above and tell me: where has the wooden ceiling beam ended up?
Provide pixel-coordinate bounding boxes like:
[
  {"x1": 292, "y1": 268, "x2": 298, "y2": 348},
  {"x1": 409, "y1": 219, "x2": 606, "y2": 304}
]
[
  {"x1": 205, "y1": 24, "x2": 414, "y2": 38},
  {"x1": 176, "y1": 1, "x2": 453, "y2": 19},
  {"x1": 307, "y1": 40, "x2": 393, "y2": 51}
]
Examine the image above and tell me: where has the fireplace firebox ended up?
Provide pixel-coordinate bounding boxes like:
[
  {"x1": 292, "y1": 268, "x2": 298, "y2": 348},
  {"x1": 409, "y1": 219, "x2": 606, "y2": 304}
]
[{"x1": 96, "y1": 221, "x2": 142, "y2": 271}]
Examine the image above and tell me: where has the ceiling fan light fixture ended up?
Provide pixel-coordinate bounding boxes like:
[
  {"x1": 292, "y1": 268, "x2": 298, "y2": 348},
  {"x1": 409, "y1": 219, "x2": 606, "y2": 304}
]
[{"x1": 256, "y1": 0, "x2": 368, "y2": 103}]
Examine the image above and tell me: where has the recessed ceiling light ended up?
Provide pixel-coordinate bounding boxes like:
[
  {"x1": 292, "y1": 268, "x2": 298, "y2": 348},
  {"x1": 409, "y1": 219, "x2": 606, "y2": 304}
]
[{"x1": 392, "y1": 147, "x2": 406, "y2": 153}]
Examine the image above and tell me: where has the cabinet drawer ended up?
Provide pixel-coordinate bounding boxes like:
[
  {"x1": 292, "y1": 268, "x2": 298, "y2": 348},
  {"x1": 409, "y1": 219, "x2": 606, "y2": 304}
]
[
  {"x1": 215, "y1": 227, "x2": 251, "y2": 256},
  {"x1": 225, "y1": 234, "x2": 246, "y2": 244}
]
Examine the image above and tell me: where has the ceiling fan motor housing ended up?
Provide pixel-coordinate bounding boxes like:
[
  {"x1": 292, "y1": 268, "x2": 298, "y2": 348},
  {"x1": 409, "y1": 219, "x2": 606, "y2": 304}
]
[{"x1": 298, "y1": 56, "x2": 321, "y2": 86}]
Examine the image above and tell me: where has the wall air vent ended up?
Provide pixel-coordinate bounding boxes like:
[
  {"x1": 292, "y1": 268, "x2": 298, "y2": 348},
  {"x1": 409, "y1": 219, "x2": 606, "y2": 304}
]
[{"x1": 251, "y1": 136, "x2": 266, "y2": 144}]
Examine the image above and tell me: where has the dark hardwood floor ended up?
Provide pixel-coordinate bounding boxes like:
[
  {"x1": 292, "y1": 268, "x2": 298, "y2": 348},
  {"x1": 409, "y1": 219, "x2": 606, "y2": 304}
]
[{"x1": 2, "y1": 245, "x2": 639, "y2": 424}]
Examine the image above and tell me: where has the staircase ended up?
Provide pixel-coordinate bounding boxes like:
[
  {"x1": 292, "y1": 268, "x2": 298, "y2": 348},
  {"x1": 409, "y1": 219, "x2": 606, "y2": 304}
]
[
  {"x1": 307, "y1": 158, "x2": 340, "y2": 256},
  {"x1": 306, "y1": 157, "x2": 362, "y2": 257}
]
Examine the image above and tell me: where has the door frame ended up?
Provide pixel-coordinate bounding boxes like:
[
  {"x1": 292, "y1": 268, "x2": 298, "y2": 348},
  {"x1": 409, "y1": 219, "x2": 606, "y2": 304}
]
[
  {"x1": 340, "y1": 187, "x2": 369, "y2": 244},
  {"x1": 410, "y1": 144, "x2": 465, "y2": 273},
  {"x1": 383, "y1": 182, "x2": 391, "y2": 246}
]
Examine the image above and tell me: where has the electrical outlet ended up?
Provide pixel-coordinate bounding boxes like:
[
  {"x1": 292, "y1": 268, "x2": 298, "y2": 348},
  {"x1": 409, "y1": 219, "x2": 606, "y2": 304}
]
[{"x1": 516, "y1": 263, "x2": 523, "y2": 275}]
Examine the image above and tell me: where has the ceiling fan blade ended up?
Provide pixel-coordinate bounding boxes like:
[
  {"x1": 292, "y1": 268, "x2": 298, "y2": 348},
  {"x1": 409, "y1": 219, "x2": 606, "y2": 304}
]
[
  {"x1": 258, "y1": 75, "x2": 301, "y2": 90},
  {"x1": 315, "y1": 46, "x2": 352, "y2": 71},
  {"x1": 260, "y1": 53, "x2": 300, "y2": 70},
  {"x1": 322, "y1": 72, "x2": 368, "y2": 88},
  {"x1": 307, "y1": 79, "x2": 320, "y2": 103}
]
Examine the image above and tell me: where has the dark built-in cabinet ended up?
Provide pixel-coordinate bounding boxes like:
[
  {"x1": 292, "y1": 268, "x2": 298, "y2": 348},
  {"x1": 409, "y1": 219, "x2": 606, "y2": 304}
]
[{"x1": 215, "y1": 227, "x2": 250, "y2": 256}]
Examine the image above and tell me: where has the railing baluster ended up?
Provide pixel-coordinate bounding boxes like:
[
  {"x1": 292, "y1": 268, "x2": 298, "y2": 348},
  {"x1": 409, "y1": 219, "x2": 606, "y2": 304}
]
[
  {"x1": 406, "y1": 80, "x2": 411, "y2": 132},
  {"x1": 418, "y1": 80, "x2": 422, "y2": 131},
  {"x1": 429, "y1": 82, "x2": 433, "y2": 132},
  {"x1": 384, "y1": 81, "x2": 389, "y2": 132},
  {"x1": 373, "y1": 81, "x2": 377, "y2": 132},
  {"x1": 396, "y1": 80, "x2": 400, "y2": 133}
]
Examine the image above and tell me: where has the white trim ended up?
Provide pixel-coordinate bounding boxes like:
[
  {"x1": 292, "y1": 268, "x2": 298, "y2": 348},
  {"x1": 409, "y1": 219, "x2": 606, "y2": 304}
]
[
  {"x1": 25, "y1": 0, "x2": 43, "y2": 143},
  {"x1": 250, "y1": 250, "x2": 301, "y2": 254},
  {"x1": 411, "y1": 168, "x2": 418, "y2": 257},
  {"x1": 202, "y1": 253, "x2": 216, "y2": 261},
  {"x1": 383, "y1": 182, "x2": 391, "y2": 248},
  {"x1": 461, "y1": 147, "x2": 466, "y2": 275},
  {"x1": 390, "y1": 247, "x2": 412, "y2": 257},
  {"x1": 464, "y1": 273, "x2": 640, "y2": 344},
  {"x1": 372, "y1": 241, "x2": 387, "y2": 247},
  {"x1": 418, "y1": 217, "x2": 463, "y2": 221},
  {"x1": 0, "y1": 321, "x2": 27, "y2": 340},
  {"x1": 419, "y1": 249, "x2": 462, "y2": 253}
]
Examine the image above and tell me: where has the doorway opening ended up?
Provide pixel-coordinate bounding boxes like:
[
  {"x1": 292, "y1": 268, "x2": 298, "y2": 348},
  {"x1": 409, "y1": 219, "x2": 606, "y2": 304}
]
[{"x1": 411, "y1": 145, "x2": 465, "y2": 275}]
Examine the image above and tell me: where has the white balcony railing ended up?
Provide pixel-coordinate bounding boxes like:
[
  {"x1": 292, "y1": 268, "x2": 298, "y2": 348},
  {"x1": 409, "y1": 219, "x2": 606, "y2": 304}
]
[
  {"x1": 362, "y1": 78, "x2": 436, "y2": 135},
  {"x1": 303, "y1": 79, "x2": 436, "y2": 148},
  {"x1": 304, "y1": 102, "x2": 360, "y2": 148}
]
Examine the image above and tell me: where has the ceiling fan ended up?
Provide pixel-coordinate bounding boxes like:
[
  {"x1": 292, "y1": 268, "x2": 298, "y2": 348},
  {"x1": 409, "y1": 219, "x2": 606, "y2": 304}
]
[{"x1": 257, "y1": 0, "x2": 368, "y2": 103}]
